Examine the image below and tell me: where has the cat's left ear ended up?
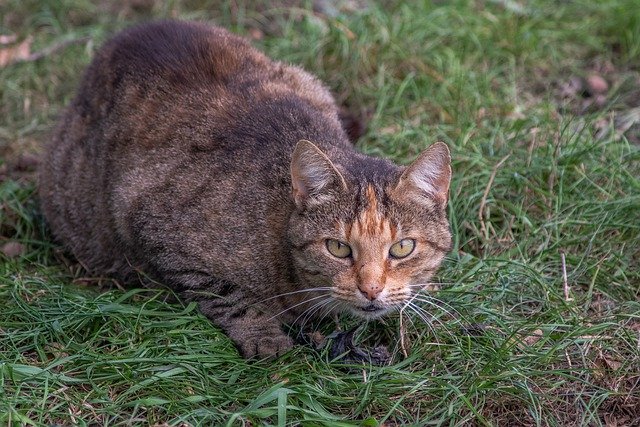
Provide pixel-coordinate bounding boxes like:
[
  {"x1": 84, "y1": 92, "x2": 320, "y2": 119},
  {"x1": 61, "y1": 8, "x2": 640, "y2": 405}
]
[
  {"x1": 394, "y1": 142, "x2": 451, "y2": 206},
  {"x1": 290, "y1": 140, "x2": 348, "y2": 209}
]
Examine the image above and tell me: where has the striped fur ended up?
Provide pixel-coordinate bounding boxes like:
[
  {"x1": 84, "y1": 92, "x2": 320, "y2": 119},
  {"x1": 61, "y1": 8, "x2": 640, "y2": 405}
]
[{"x1": 39, "y1": 20, "x2": 452, "y2": 358}]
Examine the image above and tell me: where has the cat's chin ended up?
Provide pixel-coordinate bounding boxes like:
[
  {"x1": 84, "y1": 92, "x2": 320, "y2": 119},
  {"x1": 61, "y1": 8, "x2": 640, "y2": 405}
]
[{"x1": 349, "y1": 304, "x2": 393, "y2": 320}]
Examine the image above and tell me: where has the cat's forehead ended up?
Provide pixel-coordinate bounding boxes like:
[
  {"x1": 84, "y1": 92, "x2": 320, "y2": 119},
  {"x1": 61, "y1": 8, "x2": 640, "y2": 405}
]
[
  {"x1": 340, "y1": 184, "x2": 398, "y2": 244},
  {"x1": 356, "y1": 185, "x2": 391, "y2": 230}
]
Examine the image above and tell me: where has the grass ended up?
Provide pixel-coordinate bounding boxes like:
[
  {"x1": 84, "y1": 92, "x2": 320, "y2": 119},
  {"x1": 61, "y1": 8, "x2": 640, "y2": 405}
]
[{"x1": 1, "y1": 0, "x2": 639, "y2": 425}]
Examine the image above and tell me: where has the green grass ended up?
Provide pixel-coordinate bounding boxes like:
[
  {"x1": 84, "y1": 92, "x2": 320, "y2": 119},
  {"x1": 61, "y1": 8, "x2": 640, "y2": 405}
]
[{"x1": 1, "y1": 0, "x2": 639, "y2": 425}]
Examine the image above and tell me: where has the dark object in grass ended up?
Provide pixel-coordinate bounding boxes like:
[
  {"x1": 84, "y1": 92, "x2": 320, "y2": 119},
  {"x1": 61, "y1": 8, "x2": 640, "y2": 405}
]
[{"x1": 328, "y1": 324, "x2": 391, "y2": 365}]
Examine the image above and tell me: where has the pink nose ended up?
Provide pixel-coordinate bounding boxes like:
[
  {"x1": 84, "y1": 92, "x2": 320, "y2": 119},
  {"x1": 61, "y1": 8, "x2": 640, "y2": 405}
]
[{"x1": 358, "y1": 284, "x2": 382, "y2": 301}]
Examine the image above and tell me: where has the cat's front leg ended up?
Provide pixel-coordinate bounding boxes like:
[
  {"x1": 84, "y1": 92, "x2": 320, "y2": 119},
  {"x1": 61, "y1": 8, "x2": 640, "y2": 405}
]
[
  {"x1": 162, "y1": 270, "x2": 293, "y2": 358},
  {"x1": 195, "y1": 290, "x2": 294, "y2": 359}
]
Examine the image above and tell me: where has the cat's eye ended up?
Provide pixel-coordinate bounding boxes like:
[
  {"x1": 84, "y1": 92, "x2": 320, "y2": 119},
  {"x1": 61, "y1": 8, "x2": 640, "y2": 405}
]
[
  {"x1": 326, "y1": 239, "x2": 352, "y2": 258},
  {"x1": 389, "y1": 239, "x2": 415, "y2": 259}
]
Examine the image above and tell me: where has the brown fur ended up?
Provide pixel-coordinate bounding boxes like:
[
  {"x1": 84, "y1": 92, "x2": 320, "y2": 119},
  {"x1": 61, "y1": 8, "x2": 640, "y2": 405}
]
[{"x1": 39, "y1": 20, "x2": 453, "y2": 358}]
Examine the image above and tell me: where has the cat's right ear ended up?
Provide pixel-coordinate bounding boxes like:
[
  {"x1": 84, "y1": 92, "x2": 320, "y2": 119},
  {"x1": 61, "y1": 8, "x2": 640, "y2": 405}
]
[
  {"x1": 290, "y1": 140, "x2": 348, "y2": 209},
  {"x1": 393, "y1": 142, "x2": 452, "y2": 207}
]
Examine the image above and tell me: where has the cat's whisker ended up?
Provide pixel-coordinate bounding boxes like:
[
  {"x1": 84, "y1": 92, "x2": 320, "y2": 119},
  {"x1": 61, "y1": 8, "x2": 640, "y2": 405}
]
[
  {"x1": 407, "y1": 301, "x2": 458, "y2": 342},
  {"x1": 404, "y1": 294, "x2": 449, "y2": 331},
  {"x1": 409, "y1": 285, "x2": 462, "y2": 317},
  {"x1": 411, "y1": 293, "x2": 462, "y2": 321},
  {"x1": 293, "y1": 296, "x2": 333, "y2": 328},
  {"x1": 253, "y1": 287, "x2": 333, "y2": 306},
  {"x1": 410, "y1": 297, "x2": 456, "y2": 326},
  {"x1": 266, "y1": 293, "x2": 330, "y2": 322},
  {"x1": 404, "y1": 306, "x2": 450, "y2": 352},
  {"x1": 403, "y1": 302, "x2": 439, "y2": 343},
  {"x1": 405, "y1": 307, "x2": 436, "y2": 339},
  {"x1": 332, "y1": 289, "x2": 354, "y2": 298},
  {"x1": 411, "y1": 295, "x2": 455, "y2": 316},
  {"x1": 410, "y1": 302, "x2": 455, "y2": 343},
  {"x1": 317, "y1": 300, "x2": 340, "y2": 325},
  {"x1": 299, "y1": 299, "x2": 338, "y2": 336}
]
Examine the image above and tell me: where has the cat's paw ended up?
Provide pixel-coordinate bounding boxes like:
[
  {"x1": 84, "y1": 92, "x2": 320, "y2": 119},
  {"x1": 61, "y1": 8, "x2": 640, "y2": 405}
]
[{"x1": 240, "y1": 334, "x2": 294, "y2": 359}]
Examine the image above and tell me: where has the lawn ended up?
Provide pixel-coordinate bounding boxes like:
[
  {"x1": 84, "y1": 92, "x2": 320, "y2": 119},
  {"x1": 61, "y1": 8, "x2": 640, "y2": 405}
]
[{"x1": 1, "y1": 0, "x2": 639, "y2": 425}]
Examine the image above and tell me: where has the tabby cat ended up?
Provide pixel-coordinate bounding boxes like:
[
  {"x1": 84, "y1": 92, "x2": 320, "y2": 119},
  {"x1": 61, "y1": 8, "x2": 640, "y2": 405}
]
[{"x1": 39, "y1": 20, "x2": 452, "y2": 358}]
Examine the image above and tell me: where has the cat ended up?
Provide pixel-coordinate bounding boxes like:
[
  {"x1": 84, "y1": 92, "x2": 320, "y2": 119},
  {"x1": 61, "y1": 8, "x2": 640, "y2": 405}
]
[{"x1": 38, "y1": 20, "x2": 452, "y2": 358}]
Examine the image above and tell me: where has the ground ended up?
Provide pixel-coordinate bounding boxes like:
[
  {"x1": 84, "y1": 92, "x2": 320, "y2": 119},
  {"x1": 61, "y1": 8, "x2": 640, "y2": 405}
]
[{"x1": 1, "y1": 0, "x2": 639, "y2": 425}]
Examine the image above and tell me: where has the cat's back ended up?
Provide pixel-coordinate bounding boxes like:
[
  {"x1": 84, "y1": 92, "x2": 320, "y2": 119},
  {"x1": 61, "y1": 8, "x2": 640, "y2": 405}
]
[
  {"x1": 39, "y1": 20, "x2": 349, "y2": 281},
  {"x1": 86, "y1": 20, "x2": 263, "y2": 98},
  {"x1": 65, "y1": 20, "x2": 342, "y2": 155}
]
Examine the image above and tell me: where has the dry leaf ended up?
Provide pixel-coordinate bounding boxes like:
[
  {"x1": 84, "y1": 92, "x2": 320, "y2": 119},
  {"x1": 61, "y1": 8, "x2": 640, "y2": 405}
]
[
  {"x1": 523, "y1": 328, "x2": 543, "y2": 346},
  {"x1": 603, "y1": 355, "x2": 623, "y2": 371},
  {"x1": 512, "y1": 328, "x2": 543, "y2": 349},
  {"x1": 0, "y1": 36, "x2": 32, "y2": 68}
]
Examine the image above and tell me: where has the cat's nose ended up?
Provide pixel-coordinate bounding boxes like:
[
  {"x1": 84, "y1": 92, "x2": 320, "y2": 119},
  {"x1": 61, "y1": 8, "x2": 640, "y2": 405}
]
[{"x1": 358, "y1": 283, "x2": 382, "y2": 301}]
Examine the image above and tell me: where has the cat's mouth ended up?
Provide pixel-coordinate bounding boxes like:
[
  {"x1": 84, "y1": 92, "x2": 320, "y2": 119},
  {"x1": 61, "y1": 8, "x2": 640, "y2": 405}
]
[
  {"x1": 360, "y1": 304, "x2": 380, "y2": 312},
  {"x1": 352, "y1": 303, "x2": 389, "y2": 319}
]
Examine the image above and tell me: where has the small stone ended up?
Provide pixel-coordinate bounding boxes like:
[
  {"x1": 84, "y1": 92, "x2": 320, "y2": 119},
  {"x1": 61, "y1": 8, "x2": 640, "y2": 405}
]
[
  {"x1": 1, "y1": 241, "x2": 25, "y2": 258},
  {"x1": 586, "y1": 74, "x2": 608, "y2": 94}
]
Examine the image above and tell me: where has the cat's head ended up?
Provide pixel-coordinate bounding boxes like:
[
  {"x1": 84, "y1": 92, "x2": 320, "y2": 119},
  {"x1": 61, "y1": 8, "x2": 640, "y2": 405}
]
[{"x1": 288, "y1": 140, "x2": 452, "y2": 320}]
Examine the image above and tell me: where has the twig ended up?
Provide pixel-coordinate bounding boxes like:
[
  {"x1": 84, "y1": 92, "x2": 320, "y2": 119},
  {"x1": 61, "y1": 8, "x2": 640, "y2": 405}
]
[
  {"x1": 478, "y1": 154, "x2": 511, "y2": 241},
  {"x1": 17, "y1": 36, "x2": 91, "y2": 64},
  {"x1": 564, "y1": 349, "x2": 572, "y2": 368},
  {"x1": 399, "y1": 310, "x2": 409, "y2": 358},
  {"x1": 561, "y1": 251, "x2": 572, "y2": 301}
]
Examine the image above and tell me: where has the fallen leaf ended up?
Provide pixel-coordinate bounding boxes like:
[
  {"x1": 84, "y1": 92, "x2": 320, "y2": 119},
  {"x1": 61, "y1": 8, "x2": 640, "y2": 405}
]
[
  {"x1": 0, "y1": 36, "x2": 32, "y2": 68},
  {"x1": 523, "y1": 328, "x2": 543, "y2": 346},
  {"x1": 603, "y1": 355, "x2": 622, "y2": 370}
]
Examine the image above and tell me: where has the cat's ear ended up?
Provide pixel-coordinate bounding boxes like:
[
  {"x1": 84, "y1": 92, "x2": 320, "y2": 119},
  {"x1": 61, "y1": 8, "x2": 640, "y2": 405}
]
[
  {"x1": 394, "y1": 142, "x2": 451, "y2": 206},
  {"x1": 290, "y1": 140, "x2": 348, "y2": 209}
]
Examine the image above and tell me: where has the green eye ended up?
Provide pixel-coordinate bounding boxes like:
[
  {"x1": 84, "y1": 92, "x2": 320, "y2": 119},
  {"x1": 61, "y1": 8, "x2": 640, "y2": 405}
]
[
  {"x1": 389, "y1": 239, "x2": 415, "y2": 259},
  {"x1": 326, "y1": 239, "x2": 352, "y2": 258}
]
